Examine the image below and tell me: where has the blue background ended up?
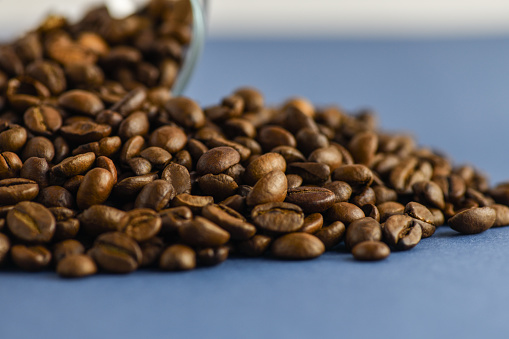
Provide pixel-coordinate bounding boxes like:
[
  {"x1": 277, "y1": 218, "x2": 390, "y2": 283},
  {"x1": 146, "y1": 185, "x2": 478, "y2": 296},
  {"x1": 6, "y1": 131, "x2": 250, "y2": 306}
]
[{"x1": 3, "y1": 38, "x2": 509, "y2": 339}]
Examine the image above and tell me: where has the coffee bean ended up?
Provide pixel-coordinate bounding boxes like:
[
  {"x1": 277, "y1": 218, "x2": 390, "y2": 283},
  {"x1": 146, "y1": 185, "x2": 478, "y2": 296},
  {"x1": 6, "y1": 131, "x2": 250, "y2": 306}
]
[
  {"x1": 60, "y1": 120, "x2": 112, "y2": 143},
  {"x1": 202, "y1": 204, "x2": 256, "y2": 240},
  {"x1": 300, "y1": 213, "x2": 323, "y2": 234},
  {"x1": 236, "y1": 234, "x2": 272, "y2": 257},
  {"x1": 251, "y1": 202, "x2": 304, "y2": 233},
  {"x1": 491, "y1": 204, "x2": 509, "y2": 227},
  {"x1": 377, "y1": 201, "x2": 405, "y2": 223},
  {"x1": 383, "y1": 215, "x2": 422, "y2": 250},
  {"x1": 57, "y1": 254, "x2": 97, "y2": 278},
  {"x1": 139, "y1": 236, "x2": 165, "y2": 267},
  {"x1": 118, "y1": 111, "x2": 150, "y2": 140},
  {"x1": 271, "y1": 233, "x2": 325, "y2": 260},
  {"x1": 58, "y1": 90, "x2": 104, "y2": 116},
  {"x1": 21, "y1": 136, "x2": 55, "y2": 162},
  {"x1": 134, "y1": 179, "x2": 175, "y2": 211},
  {"x1": 412, "y1": 181, "x2": 445, "y2": 210},
  {"x1": 345, "y1": 217, "x2": 382, "y2": 251},
  {"x1": 351, "y1": 186, "x2": 376, "y2": 207},
  {"x1": 287, "y1": 162, "x2": 330, "y2": 185},
  {"x1": 0, "y1": 178, "x2": 39, "y2": 205},
  {"x1": 7, "y1": 201, "x2": 55, "y2": 243},
  {"x1": 140, "y1": 147, "x2": 172, "y2": 169},
  {"x1": 373, "y1": 185, "x2": 398, "y2": 204},
  {"x1": 161, "y1": 163, "x2": 191, "y2": 194},
  {"x1": 76, "y1": 168, "x2": 114, "y2": 210},
  {"x1": 23, "y1": 105, "x2": 62, "y2": 136},
  {"x1": 448, "y1": 207, "x2": 496, "y2": 234},
  {"x1": 258, "y1": 125, "x2": 296, "y2": 151},
  {"x1": 11, "y1": 244, "x2": 52, "y2": 271},
  {"x1": 361, "y1": 204, "x2": 380, "y2": 222},
  {"x1": 159, "y1": 206, "x2": 193, "y2": 234},
  {"x1": 244, "y1": 152, "x2": 286, "y2": 185},
  {"x1": 285, "y1": 186, "x2": 335, "y2": 214},
  {"x1": 286, "y1": 174, "x2": 303, "y2": 189},
  {"x1": 90, "y1": 232, "x2": 142, "y2": 273},
  {"x1": 271, "y1": 146, "x2": 306, "y2": 164},
  {"x1": 78, "y1": 205, "x2": 126, "y2": 236},
  {"x1": 114, "y1": 173, "x2": 158, "y2": 198},
  {"x1": 352, "y1": 241, "x2": 390, "y2": 261},
  {"x1": 326, "y1": 202, "x2": 365, "y2": 226},
  {"x1": 0, "y1": 123, "x2": 27, "y2": 152},
  {"x1": 165, "y1": 97, "x2": 205, "y2": 129},
  {"x1": 246, "y1": 170, "x2": 287, "y2": 206},
  {"x1": 295, "y1": 128, "x2": 328, "y2": 156},
  {"x1": 0, "y1": 151, "x2": 22, "y2": 179},
  {"x1": 37, "y1": 186, "x2": 75, "y2": 208},
  {"x1": 171, "y1": 193, "x2": 214, "y2": 214},
  {"x1": 53, "y1": 239, "x2": 85, "y2": 263},
  {"x1": 348, "y1": 131, "x2": 378, "y2": 166},
  {"x1": 159, "y1": 244, "x2": 196, "y2": 271},
  {"x1": 314, "y1": 221, "x2": 345, "y2": 249},
  {"x1": 308, "y1": 145, "x2": 343, "y2": 172},
  {"x1": 198, "y1": 174, "x2": 239, "y2": 201},
  {"x1": 197, "y1": 146, "x2": 240, "y2": 175},
  {"x1": 149, "y1": 125, "x2": 187, "y2": 154},
  {"x1": 52, "y1": 152, "x2": 96, "y2": 178},
  {"x1": 233, "y1": 87, "x2": 264, "y2": 112},
  {"x1": 179, "y1": 216, "x2": 230, "y2": 247},
  {"x1": 332, "y1": 164, "x2": 373, "y2": 187},
  {"x1": 323, "y1": 181, "x2": 352, "y2": 203},
  {"x1": 121, "y1": 208, "x2": 162, "y2": 243},
  {"x1": 197, "y1": 246, "x2": 229, "y2": 266}
]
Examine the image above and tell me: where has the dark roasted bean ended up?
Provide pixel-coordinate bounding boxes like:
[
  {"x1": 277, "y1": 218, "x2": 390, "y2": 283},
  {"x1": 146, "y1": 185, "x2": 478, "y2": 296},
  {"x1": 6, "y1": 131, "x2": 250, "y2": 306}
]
[
  {"x1": 285, "y1": 186, "x2": 335, "y2": 214},
  {"x1": 251, "y1": 202, "x2": 304, "y2": 233}
]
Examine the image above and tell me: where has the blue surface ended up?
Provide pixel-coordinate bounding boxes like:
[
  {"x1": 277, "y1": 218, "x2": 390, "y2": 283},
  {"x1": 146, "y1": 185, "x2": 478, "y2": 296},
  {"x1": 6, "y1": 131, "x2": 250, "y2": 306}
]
[{"x1": 3, "y1": 38, "x2": 509, "y2": 339}]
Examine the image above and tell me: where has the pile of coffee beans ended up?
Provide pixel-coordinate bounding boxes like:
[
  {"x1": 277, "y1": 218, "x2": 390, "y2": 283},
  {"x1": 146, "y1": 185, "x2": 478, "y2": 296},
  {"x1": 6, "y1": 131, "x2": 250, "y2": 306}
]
[{"x1": 2, "y1": 0, "x2": 509, "y2": 278}]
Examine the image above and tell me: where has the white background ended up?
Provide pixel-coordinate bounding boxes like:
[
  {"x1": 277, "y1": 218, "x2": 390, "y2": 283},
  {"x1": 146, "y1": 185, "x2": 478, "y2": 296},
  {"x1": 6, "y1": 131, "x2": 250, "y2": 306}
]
[{"x1": 1, "y1": 0, "x2": 509, "y2": 40}]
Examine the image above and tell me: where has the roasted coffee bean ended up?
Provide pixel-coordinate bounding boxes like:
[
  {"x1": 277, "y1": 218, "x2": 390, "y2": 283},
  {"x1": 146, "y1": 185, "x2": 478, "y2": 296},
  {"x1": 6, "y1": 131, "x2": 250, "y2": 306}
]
[
  {"x1": 159, "y1": 244, "x2": 196, "y2": 271},
  {"x1": 345, "y1": 217, "x2": 382, "y2": 251},
  {"x1": 314, "y1": 221, "x2": 345, "y2": 249},
  {"x1": 7, "y1": 201, "x2": 55, "y2": 243},
  {"x1": 220, "y1": 194, "x2": 246, "y2": 214},
  {"x1": 390, "y1": 158, "x2": 433, "y2": 194},
  {"x1": 246, "y1": 170, "x2": 287, "y2": 206},
  {"x1": 251, "y1": 202, "x2": 305, "y2": 233},
  {"x1": 58, "y1": 90, "x2": 104, "y2": 116},
  {"x1": 57, "y1": 254, "x2": 97, "y2": 278},
  {"x1": 271, "y1": 233, "x2": 325, "y2": 260},
  {"x1": 90, "y1": 232, "x2": 142, "y2": 273},
  {"x1": 37, "y1": 186, "x2": 75, "y2": 208},
  {"x1": 54, "y1": 217, "x2": 80, "y2": 241},
  {"x1": 350, "y1": 186, "x2": 376, "y2": 207},
  {"x1": 295, "y1": 128, "x2": 329, "y2": 156},
  {"x1": 361, "y1": 204, "x2": 380, "y2": 222},
  {"x1": 405, "y1": 202, "x2": 434, "y2": 225},
  {"x1": 76, "y1": 168, "x2": 114, "y2": 210},
  {"x1": 244, "y1": 152, "x2": 286, "y2": 185},
  {"x1": 113, "y1": 173, "x2": 158, "y2": 197},
  {"x1": 285, "y1": 186, "x2": 335, "y2": 214},
  {"x1": 134, "y1": 180, "x2": 175, "y2": 211},
  {"x1": 323, "y1": 181, "x2": 352, "y2": 203},
  {"x1": 197, "y1": 246, "x2": 229, "y2": 266},
  {"x1": 448, "y1": 207, "x2": 496, "y2": 234},
  {"x1": 0, "y1": 233, "x2": 10, "y2": 264},
  {"x1": 21, "y1": 136, "x2": 55, "y2": 162},
  {"x1": 128, "y1": 156, "x2": 152, "y2": 176},
  {"x1": 196, "y1": 146, "x2": 241, "y2": 175},
  {"x1": 161, "y1": 163, "x2": 191, "y2": 194},
  {"x1": 121, "y1": 208, "x2": 162, "y2": 242},
  {"x1": 326, "y1": 202, "x2": 365, "y2": 226},
  {"x1": 72, "y1": 136, "x2": 122, "y2": 157},
  {"x1": 348, "y1": 131, "x2": 378, "y2": 166},
  {"x1": 236, "y1": 234, "x2": 272, "y2": 257},
  {"x1": 179, "y1": 216, "x2": 230, "y2": 247},
  {"x1": 377, "y1": 201, "x2": 405, "y2": 223},
  {"x1": 165, "y1": 97, "x2": 205, "y2": 129},
  {"x1": 171, "y1": 194, "x2": 214, "y2": 214},
  {"x1": 149, "y1": 125, "x2": 187, "y2": 154},
  {"x1": 287, "y1": 162, "x2": 330, "y2": 185},
  {"x1": 6, "y1": 76, "x2": 50, "y2": 112},
  {"x1": 0, "y1": 178, "x2": 39, "y2": 205},
  {"x1": 78, "y1": 205, "x2": 126, "y2": 236},
  {"x1": 202, "y1": 204, "x2": 256, "y2": 240},
  {"x1": 53, "y1": 239, "x2": 85, "y2": 263},
  {"x1": 352, "y1": 241, "x2": 390, "y2": 261},
  {"x1": 412, "y1": 181, "x2": 446, "y2": 210},
  {"x1": 271, "y1": 146, "x2": 306, "y2": 164},
  {"x1": 258, "y1": 125, "x2": 296, "y2": 151},
  {"x1": 172, "y1": 150, "x2": 193, "y2": 171},
  {"x1": 159, "y1": 206, "x2": 193, "y2": 234},
  {"x1": 52, "y1": 152, "x2": 95, "y2": 178},
  {"x1": 300, "y1": 213, "x2": 323, "y2": 234},
  {"x1": 60, "y1": 120, "x2": 112, "y2": 143},
  {"x1": 0, "y1": 123, "x2": 27, "y2": 152},
  {"x1": 0, "y1": 152, "x2": 22, "y2": 179},
  {"x1": 53, "y1": 136, "x2": 70, "y2": 164},
  {"x1": 373, "y1": 185, "x2": 398, "y2": 204},
  {"x1": 11, "y1": 245, "x2": 52, "y2": 271},
  {"x1": 198, "y1": 174, "x2": 239, "y2": 201},
  {"x1": 140, "y1": 147, "x2": 172, "y2": 169},
  {"x1": 332, "y1": 164, "x2": 373, "y2": 187},
  {"x1": 286, "y1": 174, "x2": 303, "y2": 189},
  {"x1": 308, "y1": 146, "x2": 343, "y2": 172},
  {"x1": 23, "y1": 105, "x2": 62, "y2": 136},
  {"x1": 383, "y1": 215, "x2": 422, "y2": 250},
  {"x1": 491, "y1": 204, "x2": 509, "y2": 227},
  {"x1": 118, "y1": 111, "x2": 150, "y2": 140}
]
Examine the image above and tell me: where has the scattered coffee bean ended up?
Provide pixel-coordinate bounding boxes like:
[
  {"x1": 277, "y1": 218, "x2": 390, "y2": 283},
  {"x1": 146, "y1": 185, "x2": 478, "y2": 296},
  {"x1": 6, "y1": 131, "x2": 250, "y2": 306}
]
[
  {"x1": 448, "y1": 207, "x2": 496, "y2": 234},
  {"x1": 352, "y1": 241, "x2": 390, "y2": 261},
  {"x1": 271, "y1": 233, "x2": 325, "y2": 260}
]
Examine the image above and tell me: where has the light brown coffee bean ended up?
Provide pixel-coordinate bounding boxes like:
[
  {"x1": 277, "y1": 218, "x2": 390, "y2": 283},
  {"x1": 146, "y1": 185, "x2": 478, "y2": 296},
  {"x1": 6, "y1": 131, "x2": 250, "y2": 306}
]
[
  {"x1": 332, "y1": 164, "x2": 373, "y2": 187},
  {"x1": 196, "y1": 146, "x2": 241, "y2": 175},
  {"x1": 121, "y1": 208, "x2": 162, "y2": 242},
  {"x1": 244, "y1": 152, "x2": 286, "y2": 185},
  {"x1": 51, "y1": 152, "x2": 96, "y2": 178},
  {"x1": 171, "y1": 193, "x2": 214, "y2": 214},
  {"x1": 383, "y1": 215, "x2": 422, "y2": 250},
  {"x1": 76, "y1": 168, "x2": 114, "y2": 210},
  {"x1": 90, "y1": 232, "x2": 142, "y2": 273},
  {"x1": 271, "y1": 233, "x2": 325, "y2": 260},
  {"x1": 7, "y1": 201, "x2": 55, "y2": 243},
  {"x1": 57, "y1": 254, "x2": 97, "y2": 278},
  {"x1": 300, "y1": 213, "x2": 323, "y2": 234},
  {"x1": 159, "y1": 244, "x2": 196, "y2": 271},
  {"x1": 134, "y1": 179, "x2": 175, "y2": 211},
  {"x1": 246, "y1": 170, "x2": 287, "y2": 206},
  {"x1": 345, "y1": 217, "x2": 382, "y2": 251},
  {"x1": 0, "y1": 178, "x2": 39, "y2": 205},
  {"x1": 326, "y1": 202, "x2": 365, "y2": 226},
  {"x1": 251, "y1": 202, "x2": 305, "y2": 233},
  {"x1": 202, "y1": 204, "x2": 256, "y2": 240},
  {"x1": 53, "y1": 239, "x2": 85, "y2": 263},
  {"x1": 285, "y1": 186, "x2": 335, "y2": 214},
  {"x1": 448, "y1": 207, "x2": 496, "y2": 234},
  {"x1": 78, "y1": 205, "x2": 126, "y2": 236},
  {"x1": 352, "y1": 241, "x2": 390, "y2": 261},
  {"x1": 11, "y1": 244, "x2": 52, "y2": 271},
  {"x1": 179, "y1": 216, "x2": 230, "y2": 247},
  {"x1": 314, "y1": 221, "x2": 345, "y2": 249}
]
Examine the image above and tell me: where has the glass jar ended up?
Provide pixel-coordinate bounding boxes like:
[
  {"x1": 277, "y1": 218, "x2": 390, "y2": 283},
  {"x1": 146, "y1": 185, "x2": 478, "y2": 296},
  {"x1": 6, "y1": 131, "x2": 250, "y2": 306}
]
[{"x1": 0, "y1": 0, "x2": 207, "y2": 95}]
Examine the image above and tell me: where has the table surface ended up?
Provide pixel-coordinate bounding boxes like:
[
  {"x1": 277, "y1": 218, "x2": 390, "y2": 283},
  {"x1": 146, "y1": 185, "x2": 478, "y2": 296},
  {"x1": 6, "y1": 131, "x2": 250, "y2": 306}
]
[{"x1": 3, "y1": 37, "x2": 509, "y2": 339}]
